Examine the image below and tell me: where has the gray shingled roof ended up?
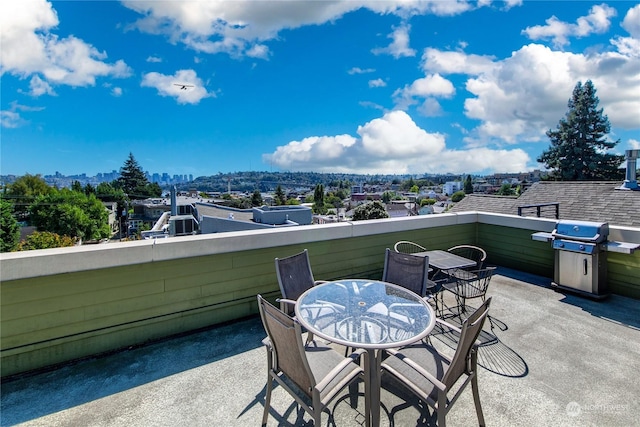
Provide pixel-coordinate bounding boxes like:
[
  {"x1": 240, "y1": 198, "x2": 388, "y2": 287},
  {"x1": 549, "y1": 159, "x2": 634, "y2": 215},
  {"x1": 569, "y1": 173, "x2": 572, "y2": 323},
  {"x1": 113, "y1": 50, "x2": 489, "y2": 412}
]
[{"x1": 449, "y1": 181, "x2": 640, "y2": 227}]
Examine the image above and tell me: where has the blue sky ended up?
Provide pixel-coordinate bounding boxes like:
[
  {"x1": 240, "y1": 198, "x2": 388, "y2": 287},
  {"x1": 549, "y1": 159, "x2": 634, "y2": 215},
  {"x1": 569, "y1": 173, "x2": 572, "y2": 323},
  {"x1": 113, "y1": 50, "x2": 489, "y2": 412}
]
[{"x1": 1, "y1": 1, "x2": 639, "y2": 179}]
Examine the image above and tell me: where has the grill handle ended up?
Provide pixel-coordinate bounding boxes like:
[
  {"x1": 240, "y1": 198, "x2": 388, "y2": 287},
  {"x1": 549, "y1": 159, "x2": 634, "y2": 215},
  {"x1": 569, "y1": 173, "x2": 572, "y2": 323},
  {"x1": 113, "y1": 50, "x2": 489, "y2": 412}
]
[{"x1": 583, "y1": 259, "x2": 588, "y2": 276}]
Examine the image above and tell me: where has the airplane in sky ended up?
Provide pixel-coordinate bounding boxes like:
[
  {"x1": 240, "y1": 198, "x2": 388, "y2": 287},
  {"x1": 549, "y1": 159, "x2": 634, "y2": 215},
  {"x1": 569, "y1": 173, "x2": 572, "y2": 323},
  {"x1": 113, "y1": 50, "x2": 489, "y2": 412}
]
[{"x1": 173, "y1": 84, "x2": 194, "y2": 90}]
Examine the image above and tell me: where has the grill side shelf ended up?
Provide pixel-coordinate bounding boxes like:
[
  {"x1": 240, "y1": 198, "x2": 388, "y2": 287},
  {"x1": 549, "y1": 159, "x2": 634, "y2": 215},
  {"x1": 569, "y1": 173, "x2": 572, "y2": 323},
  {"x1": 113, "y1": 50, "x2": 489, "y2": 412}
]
[
  {"x1": 605, "y1": 241, "x2": 640, "y2": 254},
  {"x1": 531, "y1": 232, "x2": 553, "y2": 242}
]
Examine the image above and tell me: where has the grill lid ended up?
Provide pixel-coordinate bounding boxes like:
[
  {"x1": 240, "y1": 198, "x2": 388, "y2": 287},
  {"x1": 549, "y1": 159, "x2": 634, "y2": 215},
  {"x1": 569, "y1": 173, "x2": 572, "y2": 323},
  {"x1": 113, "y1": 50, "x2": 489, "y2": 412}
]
[{"x1": 552, "y1": 220, "x2": 609, "y2": 243}]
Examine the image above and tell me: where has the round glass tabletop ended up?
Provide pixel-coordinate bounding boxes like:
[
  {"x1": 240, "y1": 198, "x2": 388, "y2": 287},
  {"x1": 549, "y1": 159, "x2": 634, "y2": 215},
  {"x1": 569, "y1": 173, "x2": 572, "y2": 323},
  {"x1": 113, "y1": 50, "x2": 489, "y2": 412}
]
[{"x1": 295, "y1": 279, "x2": 435, "y2": 349}]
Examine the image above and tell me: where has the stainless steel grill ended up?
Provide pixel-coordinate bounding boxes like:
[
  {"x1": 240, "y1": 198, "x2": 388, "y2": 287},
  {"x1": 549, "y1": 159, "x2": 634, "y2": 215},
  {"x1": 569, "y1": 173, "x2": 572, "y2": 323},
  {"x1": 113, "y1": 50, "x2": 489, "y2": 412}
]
[
  {"x1": 532, "y1": 220, "x2": 639, "y2": 300},
  {"x1": 550, "y1": 220, "x2": 609, "y2": 299}
]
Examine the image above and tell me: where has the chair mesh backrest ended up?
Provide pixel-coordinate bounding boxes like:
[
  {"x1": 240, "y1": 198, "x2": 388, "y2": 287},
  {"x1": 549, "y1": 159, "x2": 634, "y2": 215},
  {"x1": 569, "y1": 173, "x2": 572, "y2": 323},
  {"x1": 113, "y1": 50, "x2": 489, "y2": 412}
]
[
  {"x1": 447, "y1": 245, "x2": 487, "y2": 269},
  {"x1": 394, "y1": 241, "x2": 426, "y2": 254},
  {"x1": 382, "y1": 248, "x2": 429, "y2": 297},
  {"x1": 258, "y1": 295, "x2": 314, "y2": 396},
  {"x1": 456, "y1": 267, "x2": 496, "y2": 299},
  {"x1": 443, "y1": 297, "x2": 492, "y2": 387},
  {"x1": 275, "y1": 249, "x2": 316, "y2": 303}
]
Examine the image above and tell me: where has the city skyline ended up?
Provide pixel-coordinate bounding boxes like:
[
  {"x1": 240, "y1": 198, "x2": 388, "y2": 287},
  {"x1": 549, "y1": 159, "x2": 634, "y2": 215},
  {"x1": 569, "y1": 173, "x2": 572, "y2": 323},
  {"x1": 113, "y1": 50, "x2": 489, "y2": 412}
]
[{"x1": 1, "y1": 1, "x2": 639, "y2": 178}]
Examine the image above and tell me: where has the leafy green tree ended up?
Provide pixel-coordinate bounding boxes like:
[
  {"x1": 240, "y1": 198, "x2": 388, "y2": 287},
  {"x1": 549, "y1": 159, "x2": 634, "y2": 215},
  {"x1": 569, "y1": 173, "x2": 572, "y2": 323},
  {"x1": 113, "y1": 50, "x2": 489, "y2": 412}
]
[
  {"x1": 325, "y1": 193, "x2": 344, "y2": 209},
  {"x1": 402, "y1": 177, "x2": 416, "y2": 191},
  {"x1": 464, "y1": 175, "x2": 473, "y2": 194},
  {"x1": 16, "y1": 231, "x2": 76, "y2": 251},
  {"x1": 285, "y1": 198, "x2": 300, "y2": 205},
  {"x1": 421, "y1": 198, "x2": 436, "y2": 206},
  {"x1": 251, "y1": 189, "x2": 263, "y2": 207},
  {"x1": 274, "y1": 185, "x2": 286, "y2": 206},
  {"x1": 451, "y1": 190, "x2": 466, "y2": 202},
  {"x1": 537, "y1": 80, "x2": 624, "y2": 181},
  {"x1": 95, "y1": 182, "x2": 125, "y2": 202},
  {"x1": 410, "y1": 185, "x2": 419, "y2": 193},
  {"x1": 313, "y1": 184, "x2": 327, "y2": 214},
  {"x1": 71, "y1": 180, "x2": 83, "y2": 193},
  {"x1": 29, "y1": 188, "x2": 111, "y2": 241},
  {"x1": 496, "y1": 184, "x2": 515, "y2": 196},
  {"x1": 351, "y1": 201, "x2": 389, "y2": 221},
  {"x1": 1, "y1": 199, "x2": 20, "y2": 252},
  {"x1": 5, "y1": 174, "x2": 51, "y2": 218}
]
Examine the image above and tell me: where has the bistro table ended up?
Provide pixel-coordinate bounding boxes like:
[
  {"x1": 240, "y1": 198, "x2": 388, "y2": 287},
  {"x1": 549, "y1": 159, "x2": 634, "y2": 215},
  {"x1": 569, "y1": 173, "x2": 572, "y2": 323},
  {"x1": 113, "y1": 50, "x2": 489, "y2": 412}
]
[
  {"x1": 295, "y1": 279, "x2": 436, "y2": 427},
  {"x1": 415, "y1": 249, "x2": 477, "y2": 277},
  {"x1": 414, "y1": 250, "x2": 477, "y2": 312}
]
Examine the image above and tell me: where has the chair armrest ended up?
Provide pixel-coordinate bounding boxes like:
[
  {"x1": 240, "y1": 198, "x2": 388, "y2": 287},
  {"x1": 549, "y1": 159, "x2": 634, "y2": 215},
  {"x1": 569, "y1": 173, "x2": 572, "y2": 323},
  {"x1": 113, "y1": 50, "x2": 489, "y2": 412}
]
[
  {"x1": 276, "y1": 298, "x2": 297, "y2": 308},
  {"x1": 315, "y1": 350, "x2": 365, "y2": 391},
  {"x1": 385, "y1": 348, "x2": 446, "y2": 391},
  {"x1": 435, "y1": 317, "x2": 462, "y2": 334},
  {"x1": 261, "y1": 336, "x2": 272, "y2": 348},
  {"x1": 435, "y1": 318, "x2": 483, "y2": 347},
  {"x1": 314, "y1": 280, "x2": 328, "y2": 285}
]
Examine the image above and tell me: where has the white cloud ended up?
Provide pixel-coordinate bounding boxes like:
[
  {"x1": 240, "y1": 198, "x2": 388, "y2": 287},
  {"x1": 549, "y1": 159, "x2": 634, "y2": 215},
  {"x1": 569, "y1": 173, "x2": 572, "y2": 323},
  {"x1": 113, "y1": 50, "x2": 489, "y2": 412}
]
[
  {"x1": 29, "y1": 75, "x2": 56, "y2": 96},
  {"x1": 417, "y1": 98, "x2": 444, "y2": 117},
  {"x1": 0, "y1": 102, "x2": 44, "y2": 128},
  {"x1": 621, "y1": 4, "x2": 640, "y2": 38},
  {"x1": 422, "y1": 48, "x2": 495, "y2": 75},
  {"x1": 393, "y1": 74, "x2": 455, "y2": 111},
  {"x1": 422, "y1": 42, "x2": 640, "y2": 145},
  {"x1": 0, "y1": 0, "x2": 131, "y2": 93},
  {"x1": 263, "y1": 110, "x2": 530, "y2": 174},
  {"x1": 122, "y1": 1, "x2": 480, "y2": 58},
  {"x1": 369, "y1": 78, "x2": 386, "y2": 88},
  {"x1": 112, "y1": 87, "x2": 123, "y2": 97},
  {"x1": 1, "y1": 110, "x2": 23, "y2": 128},
  {"x1": 141, "y1": 69, "x2": 212, "y2": 104},
  {"x1": 348, "y1": 67, "x2": 375, "y2": 75},
  {"x1": 522, "y1": 4, "x2": 616, "y2": 48},
  {"x1": 372, "y1": 24, "x2": 416, "y2": 58},
  {"x1": 146, "y1": 56, "x2": 163, "y2": 63},
  {"x1": 628, "y1": 139, "x2": 640, "y2": 150},
  {"x1": 611, "y1": 4, "x2": 640, "y2": 58}
]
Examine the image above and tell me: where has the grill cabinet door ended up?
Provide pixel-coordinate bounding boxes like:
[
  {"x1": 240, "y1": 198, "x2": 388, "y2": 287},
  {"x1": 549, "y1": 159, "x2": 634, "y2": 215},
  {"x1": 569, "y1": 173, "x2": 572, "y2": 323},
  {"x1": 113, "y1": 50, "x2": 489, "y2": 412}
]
[{"x1": 556, "y1": 250, "x2": 595, "y2": 293}]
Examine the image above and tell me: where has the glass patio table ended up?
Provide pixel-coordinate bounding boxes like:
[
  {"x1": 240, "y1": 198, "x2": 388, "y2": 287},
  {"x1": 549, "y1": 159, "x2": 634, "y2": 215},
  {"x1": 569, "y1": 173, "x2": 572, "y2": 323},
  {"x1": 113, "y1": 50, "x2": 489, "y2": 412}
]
[{"x1": 295, "y1": 279, "x2": 436, "y2": 427}]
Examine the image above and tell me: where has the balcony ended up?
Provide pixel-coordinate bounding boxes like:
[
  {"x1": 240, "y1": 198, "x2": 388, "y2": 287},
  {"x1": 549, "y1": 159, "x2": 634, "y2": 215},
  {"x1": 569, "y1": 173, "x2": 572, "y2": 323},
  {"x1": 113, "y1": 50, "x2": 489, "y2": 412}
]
[{"x1": 1, "y1": 212, "x2": 639, "y2": 425}]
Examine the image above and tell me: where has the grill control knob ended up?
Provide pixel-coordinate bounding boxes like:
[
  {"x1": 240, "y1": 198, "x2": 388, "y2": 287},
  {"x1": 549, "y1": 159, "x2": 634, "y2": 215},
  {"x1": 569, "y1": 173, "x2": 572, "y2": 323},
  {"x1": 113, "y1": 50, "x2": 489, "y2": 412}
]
[
  {"x1": 573, "y1": 226, "x2": 579, "y2": 232},
  {"x1": 558, "y1": 242, "x2": 564, "y2": 248},
  {"x1": 579, "y1": 244, "x2": 585, "y2": 251}
]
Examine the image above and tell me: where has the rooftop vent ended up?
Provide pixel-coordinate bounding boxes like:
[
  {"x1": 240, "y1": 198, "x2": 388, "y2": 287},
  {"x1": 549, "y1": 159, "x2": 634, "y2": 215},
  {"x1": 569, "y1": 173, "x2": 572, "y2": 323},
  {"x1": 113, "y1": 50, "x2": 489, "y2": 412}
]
[{"x1": 618, "y1": 149, "x2": 639, "y2": 191}]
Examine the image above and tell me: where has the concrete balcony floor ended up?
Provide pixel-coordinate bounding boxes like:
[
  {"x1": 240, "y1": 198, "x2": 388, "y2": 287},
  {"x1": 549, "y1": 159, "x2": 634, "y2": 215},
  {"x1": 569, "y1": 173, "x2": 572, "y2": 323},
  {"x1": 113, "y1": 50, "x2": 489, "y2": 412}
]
[{"x1": 2, "y1": 267, "x2": 639, "y2": 427}]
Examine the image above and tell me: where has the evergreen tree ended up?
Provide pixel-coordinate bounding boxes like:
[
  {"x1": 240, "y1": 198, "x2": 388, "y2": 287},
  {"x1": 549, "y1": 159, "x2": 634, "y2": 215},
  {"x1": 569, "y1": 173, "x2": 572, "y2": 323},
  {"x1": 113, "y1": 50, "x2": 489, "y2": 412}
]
[
  {"x1": 313, "y1": 184, "x2": 326, "y2": 214},
  {"x1": 274, "y1": 185, "x2": 286, "y2": 206},
  {"x1": 464, "y1": 175, "x2": 473, "y2": 194},
  {"x1": 116, "y1": 153, "x2": 160, "y2": 199},
  {"x1": 1, "y1": 199, "x2": 20, "y2": 252},
  {"x1": 537, "y1": 80, "x2": 624, "y2": 181},
  {"x1": 71, "y1": 180, "x2": 83, "y2": 193},
  {"x1": 251, "y1": 189, "x2": 263, "y2": 207}
]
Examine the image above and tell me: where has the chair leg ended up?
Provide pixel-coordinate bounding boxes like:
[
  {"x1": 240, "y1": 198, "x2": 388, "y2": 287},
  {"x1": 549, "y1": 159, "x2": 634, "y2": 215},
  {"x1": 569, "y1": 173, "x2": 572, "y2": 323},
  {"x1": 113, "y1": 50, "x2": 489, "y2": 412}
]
[
  {"x1": 437, "y1": 392, "x2": 447, "y2": 427},
  {"x1": 471, "y1": 371, "x2": 485, "y2": 426},
  {"x1": 262, "y1": 376, "x2": 273, "y2": 426}
]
